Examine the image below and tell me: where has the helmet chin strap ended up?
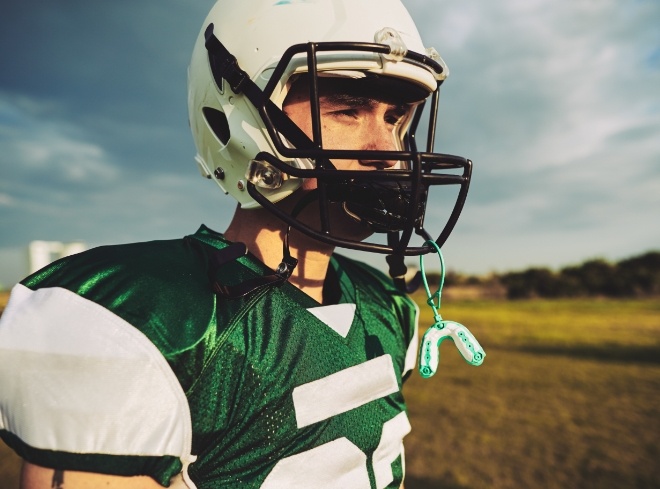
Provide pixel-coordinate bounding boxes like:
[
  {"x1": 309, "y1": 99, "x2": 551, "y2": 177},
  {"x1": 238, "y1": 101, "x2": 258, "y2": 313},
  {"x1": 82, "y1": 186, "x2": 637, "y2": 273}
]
[
  {"x1": 386, "y1": 253, "x2": 422, "y2": 294},
  {"x1": 209, "y1": 192, "x2": 331, "y2": 299},
  {"x1": 208, "y1": 240, "x2": 297, "y2": 299},
  {"x1": 386, "y1": 230, "x2": 427, "y2": 294}
]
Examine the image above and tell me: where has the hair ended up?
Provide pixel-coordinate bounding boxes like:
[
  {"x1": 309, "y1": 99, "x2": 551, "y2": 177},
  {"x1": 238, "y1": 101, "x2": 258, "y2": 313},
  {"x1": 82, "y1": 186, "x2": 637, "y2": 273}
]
[{"x1": 284, "y1": 73, "x2": 430, "y2": 108}]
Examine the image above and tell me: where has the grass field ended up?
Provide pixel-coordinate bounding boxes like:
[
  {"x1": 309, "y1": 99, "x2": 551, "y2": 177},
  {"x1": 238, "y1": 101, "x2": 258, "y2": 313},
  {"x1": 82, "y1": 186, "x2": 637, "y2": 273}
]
[
  {"x1": 1, "y1": 292, "x2": 659, "y2": 488},
  {"x1": 404, "y1": 296, "x2": 660, "y2": 489}
]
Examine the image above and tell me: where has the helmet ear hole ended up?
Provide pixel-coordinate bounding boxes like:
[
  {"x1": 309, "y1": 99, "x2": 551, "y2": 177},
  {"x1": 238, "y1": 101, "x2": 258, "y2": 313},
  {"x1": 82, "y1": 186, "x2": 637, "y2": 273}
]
[{"x1": 203, "y1": 107, "x2": 231, "y2": 145}]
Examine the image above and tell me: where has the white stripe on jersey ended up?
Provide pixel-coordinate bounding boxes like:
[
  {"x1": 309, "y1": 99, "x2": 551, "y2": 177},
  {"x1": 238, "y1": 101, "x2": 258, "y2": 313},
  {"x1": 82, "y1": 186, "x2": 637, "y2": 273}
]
[
  {"x1": 403, "y1": 300, "x2": 420, "y2": 376},
  {"x1": 292, "y1": 354, "x2": 399, "y2": 429}
]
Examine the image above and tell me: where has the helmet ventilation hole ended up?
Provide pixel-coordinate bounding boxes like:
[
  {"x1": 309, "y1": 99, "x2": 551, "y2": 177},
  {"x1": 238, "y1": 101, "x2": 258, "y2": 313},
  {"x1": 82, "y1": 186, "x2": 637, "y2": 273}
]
[{"x1": 202, "y1": 107, "x2": 231, "y2": 145}]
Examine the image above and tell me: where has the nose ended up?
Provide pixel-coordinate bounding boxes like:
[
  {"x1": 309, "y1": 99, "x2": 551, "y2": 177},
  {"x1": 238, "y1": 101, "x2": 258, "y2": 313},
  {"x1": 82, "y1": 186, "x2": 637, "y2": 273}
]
[{"x1": 358, "y1": 121, "x2": 399, "y2": 169}]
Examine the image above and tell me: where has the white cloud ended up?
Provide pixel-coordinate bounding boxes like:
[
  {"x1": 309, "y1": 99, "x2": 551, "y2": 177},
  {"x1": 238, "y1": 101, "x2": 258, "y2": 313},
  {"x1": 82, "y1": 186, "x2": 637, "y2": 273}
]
[
  {"x1": 0, "y1": 96, "x2": 119, "y2": 184},
  {"x1": 13, "y1": 136, "x2": 117, "y2": 182},
  {"x1": 433, "y1": 3, "x2": 480, "y2": 51},
  {"x1": 0, "y1": 193, "x2": 15, "y2": 207},
  {"x1": 403, "y1": 0, "x2": 660, "y2": 272}
]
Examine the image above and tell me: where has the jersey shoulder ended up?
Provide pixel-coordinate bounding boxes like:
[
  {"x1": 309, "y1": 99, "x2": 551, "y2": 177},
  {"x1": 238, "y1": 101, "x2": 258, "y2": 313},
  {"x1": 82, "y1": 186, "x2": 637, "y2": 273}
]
[
  {"x1": 21, "y1": 226, "x2": 228, "y2": 355},
  {"x1": 0, "y1": 226, "x2": 241, "y2": 484}
]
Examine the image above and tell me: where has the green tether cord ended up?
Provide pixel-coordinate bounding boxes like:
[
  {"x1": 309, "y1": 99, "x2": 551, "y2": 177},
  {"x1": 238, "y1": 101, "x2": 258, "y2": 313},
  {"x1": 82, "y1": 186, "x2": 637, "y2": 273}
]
[{"x1": 418, "y1": 240, "x2": 486, "y2": 378}]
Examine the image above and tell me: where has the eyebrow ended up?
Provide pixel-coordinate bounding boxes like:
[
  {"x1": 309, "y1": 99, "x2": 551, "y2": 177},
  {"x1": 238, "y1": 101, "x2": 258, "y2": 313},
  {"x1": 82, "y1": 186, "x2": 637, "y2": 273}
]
[
  {"x1": 323, "y1": 93, "x2": 377, "y2": 108},
  {"x1": 322, "y1": 93, "x2": 410, "y2": 113}
]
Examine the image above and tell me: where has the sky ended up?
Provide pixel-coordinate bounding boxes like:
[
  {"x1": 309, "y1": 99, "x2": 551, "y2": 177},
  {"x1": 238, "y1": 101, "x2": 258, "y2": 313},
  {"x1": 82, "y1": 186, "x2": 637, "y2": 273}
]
[{"x1": 1, "y1": 0, "x2": 658, "y2": 287}]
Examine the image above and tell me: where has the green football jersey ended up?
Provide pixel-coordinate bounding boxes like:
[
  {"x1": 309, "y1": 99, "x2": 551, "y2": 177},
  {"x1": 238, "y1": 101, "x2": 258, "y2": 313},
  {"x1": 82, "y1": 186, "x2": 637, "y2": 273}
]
[{"x1": 0, "y1": 225, "x2": 419, "y2": 488}]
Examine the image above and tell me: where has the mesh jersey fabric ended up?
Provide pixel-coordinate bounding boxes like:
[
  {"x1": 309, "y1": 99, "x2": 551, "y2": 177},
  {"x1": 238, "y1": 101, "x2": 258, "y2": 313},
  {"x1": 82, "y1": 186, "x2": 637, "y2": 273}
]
[{"x1": 0, "y1": 225, "x2": 418, "y2": 488}]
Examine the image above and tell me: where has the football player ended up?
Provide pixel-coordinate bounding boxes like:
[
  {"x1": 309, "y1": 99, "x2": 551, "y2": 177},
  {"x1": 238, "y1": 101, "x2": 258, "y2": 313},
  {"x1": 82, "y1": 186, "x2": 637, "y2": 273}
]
[{"x1": 0, "y1": 0, "x2": 472, "y2": 487}]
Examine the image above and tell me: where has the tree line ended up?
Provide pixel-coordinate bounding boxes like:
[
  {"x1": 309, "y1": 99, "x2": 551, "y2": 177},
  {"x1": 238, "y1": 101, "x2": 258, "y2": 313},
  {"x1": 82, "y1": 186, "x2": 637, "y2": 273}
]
[{"x1": 438, "y1": 251, "x2": 660, "y2": 299}]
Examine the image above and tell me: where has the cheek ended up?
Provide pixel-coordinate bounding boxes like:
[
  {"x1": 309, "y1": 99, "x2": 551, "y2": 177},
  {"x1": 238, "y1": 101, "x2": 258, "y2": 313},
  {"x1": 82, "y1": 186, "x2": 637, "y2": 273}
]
[
  {"x1": 302, "y1": 178, "x2": 317, "y2": 190},
  {"x1": 322, "y1": 122, "x2": 352, "y2": 150}
]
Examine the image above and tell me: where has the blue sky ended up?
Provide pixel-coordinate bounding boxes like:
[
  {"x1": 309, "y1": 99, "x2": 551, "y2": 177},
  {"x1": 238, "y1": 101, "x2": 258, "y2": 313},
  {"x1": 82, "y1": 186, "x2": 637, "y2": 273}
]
[{"x1": 1, "y1": 0, "x2": 659, "y2": 287}]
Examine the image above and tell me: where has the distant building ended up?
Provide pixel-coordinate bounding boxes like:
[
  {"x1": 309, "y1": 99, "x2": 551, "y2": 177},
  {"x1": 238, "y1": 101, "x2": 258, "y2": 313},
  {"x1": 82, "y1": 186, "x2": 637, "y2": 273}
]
[{"x1": 28, "y1": 241, "x2": 87, "y2": 274}]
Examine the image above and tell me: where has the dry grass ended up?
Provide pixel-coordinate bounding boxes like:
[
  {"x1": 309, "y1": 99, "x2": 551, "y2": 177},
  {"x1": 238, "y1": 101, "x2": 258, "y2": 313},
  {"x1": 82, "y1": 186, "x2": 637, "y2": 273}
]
[{"x1": 404, "y1": 297, "x2": 660, "y2": 489}]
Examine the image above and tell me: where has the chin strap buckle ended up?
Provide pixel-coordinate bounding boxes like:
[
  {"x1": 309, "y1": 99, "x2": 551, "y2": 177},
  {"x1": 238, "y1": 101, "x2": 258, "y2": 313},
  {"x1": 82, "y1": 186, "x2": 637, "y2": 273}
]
[{"x1": 275, "y1": 254, "x2": 298, "y2": 281}]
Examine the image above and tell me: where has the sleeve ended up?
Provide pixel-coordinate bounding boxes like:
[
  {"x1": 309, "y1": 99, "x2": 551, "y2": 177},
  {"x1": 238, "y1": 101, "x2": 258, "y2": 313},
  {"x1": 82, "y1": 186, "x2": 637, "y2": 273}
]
[{"x1": 0, "y1": 284, "x2": 196, "y2": 487}]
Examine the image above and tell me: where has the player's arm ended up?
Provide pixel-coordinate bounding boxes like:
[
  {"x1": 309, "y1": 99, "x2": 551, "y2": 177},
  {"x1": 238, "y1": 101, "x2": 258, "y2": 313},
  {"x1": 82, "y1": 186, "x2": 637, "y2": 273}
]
[{"x1": 21, "y1": 463, "x2": 164, "y2": 489}]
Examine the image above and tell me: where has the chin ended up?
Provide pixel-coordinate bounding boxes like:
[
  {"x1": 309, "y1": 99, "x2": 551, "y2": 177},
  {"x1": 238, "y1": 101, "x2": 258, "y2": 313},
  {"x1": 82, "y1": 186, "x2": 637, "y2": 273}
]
[{"x1": 327, "y1": 206, "x2": 375, "y2": 242}]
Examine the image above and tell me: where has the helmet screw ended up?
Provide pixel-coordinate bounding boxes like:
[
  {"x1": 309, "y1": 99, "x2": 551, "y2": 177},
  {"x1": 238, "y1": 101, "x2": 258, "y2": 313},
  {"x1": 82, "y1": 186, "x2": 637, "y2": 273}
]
[
  {"x1": 237, "y1": 180, "x2": 246, "y2": 191},
  {"x1": 214, "y1": 168, "x2": 225, "y2": 180}
]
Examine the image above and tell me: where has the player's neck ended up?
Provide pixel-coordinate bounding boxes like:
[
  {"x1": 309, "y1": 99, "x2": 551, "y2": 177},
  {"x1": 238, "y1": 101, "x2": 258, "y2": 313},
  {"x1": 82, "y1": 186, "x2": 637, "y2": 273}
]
[{"x1": 223, "y1": 206, "x2": 333, "y2": 303}]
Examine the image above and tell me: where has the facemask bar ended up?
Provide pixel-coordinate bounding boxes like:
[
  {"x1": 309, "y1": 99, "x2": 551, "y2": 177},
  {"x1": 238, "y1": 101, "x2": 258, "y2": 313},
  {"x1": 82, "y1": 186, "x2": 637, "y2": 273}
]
[
  {"x1": 203, "y1": 24, "x2": 472, "y2": 257},
  {"x1": 245, "y1": 152, "x2": 472, "y2": 255}
]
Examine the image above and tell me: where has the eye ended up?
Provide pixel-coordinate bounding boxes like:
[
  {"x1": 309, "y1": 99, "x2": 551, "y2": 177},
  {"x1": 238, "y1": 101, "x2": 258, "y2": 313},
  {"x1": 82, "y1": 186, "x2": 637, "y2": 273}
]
[
  {"x1": 385, "y1": 113, "x2": 405, "y2": 127},
  {"x1": 328, "y1": 108, "x2": 359, "y2": 119},
  {"x1": 385, "y1": 106, "x2": 410, "y2": 127},
  {"x1": 385, "y1": 114, "x2": 404, "y2": 126}
]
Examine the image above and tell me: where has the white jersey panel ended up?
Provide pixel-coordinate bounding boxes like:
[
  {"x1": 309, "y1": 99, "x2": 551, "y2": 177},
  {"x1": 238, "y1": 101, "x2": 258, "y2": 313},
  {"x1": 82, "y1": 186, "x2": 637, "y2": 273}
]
[
  {"x1": 261, "y1": 437, "x2": 370, "y2": 489},
  {"x1": 292, "y1": 354, "x2": 398, "y2": 429},
  {"x1": 403, "y1": 300, "x2": 420, "y2": 376},
  {"x1": 0, "y1": 284, "x2": 194, "y2": 465},
  {"x1": 372, "y1": 411, "x2": 411, "y2": 489},
  {"x1": 306, "y1": 303, "x2": 356, "y2": 338}
]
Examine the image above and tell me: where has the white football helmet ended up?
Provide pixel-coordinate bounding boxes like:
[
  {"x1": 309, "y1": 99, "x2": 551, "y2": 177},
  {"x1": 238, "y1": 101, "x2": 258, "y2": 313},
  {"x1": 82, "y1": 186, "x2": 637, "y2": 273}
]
[{"x1": 188, "y1": 0, "x2": 471, "y2": 261}]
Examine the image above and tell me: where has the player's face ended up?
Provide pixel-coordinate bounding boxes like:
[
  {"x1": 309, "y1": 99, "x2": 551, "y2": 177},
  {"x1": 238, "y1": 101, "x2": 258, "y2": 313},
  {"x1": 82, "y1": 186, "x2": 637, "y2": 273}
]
[
  {"x1": 280, "y1": 76, "x2": 418, "y2": 241},
  {"x1": 283, "y1": 77, "x2": 415, "y2": 190}
]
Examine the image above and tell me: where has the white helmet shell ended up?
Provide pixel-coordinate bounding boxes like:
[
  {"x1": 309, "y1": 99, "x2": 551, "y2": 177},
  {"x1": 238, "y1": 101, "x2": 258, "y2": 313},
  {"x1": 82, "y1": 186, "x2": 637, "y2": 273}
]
[{"x1": 188, "y1": 0, "x2": 447, "y2": 209}]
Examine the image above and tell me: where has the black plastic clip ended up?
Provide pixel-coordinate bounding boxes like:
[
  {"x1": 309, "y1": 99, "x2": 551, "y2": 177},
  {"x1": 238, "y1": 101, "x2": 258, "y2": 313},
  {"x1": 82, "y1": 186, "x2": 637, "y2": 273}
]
[{"x1": 204, "y1": 23, "x2": 249, "y2": 94}]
